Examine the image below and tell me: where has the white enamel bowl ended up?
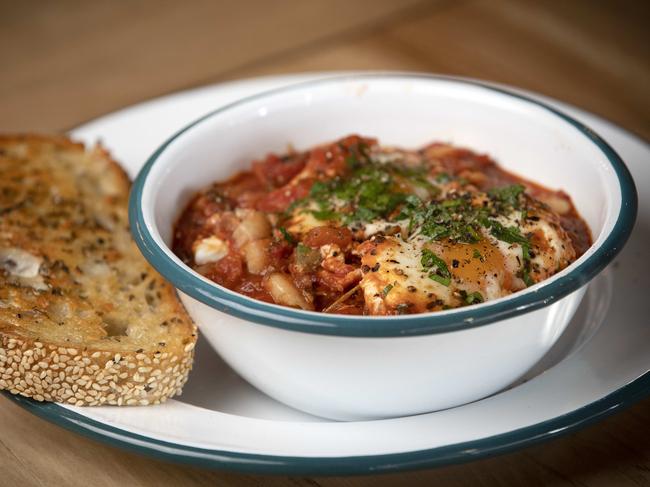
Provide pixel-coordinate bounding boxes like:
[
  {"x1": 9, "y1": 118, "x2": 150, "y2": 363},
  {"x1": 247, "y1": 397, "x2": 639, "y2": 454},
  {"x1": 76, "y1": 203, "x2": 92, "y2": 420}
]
[{"x1": 129, "y1": 74, "x2": 636, "y2": 421}]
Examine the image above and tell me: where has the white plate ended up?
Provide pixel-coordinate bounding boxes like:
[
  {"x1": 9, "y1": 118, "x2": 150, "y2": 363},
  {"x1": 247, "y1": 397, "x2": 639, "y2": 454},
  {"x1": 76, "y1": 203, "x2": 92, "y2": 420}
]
[{"x1": 7, "y1": 73, "x2": 649, "y2": 475}]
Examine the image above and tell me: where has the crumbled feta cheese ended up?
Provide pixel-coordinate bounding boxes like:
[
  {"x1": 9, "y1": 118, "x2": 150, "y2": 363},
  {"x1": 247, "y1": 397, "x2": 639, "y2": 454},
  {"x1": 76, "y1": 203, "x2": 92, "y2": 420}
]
[{"x1": 193, "y1": 237, "x2": 229, "y2": 265}]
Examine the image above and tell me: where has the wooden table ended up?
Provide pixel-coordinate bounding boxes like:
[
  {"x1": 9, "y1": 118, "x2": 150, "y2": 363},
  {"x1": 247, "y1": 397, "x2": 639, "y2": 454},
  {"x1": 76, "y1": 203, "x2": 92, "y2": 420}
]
[{"x1": 1, "y1": 1, "x2": 648, "y2": 485}]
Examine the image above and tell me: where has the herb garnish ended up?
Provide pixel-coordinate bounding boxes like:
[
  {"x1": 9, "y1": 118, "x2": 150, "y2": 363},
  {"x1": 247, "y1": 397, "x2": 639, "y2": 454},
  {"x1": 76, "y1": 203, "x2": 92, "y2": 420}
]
[
  {"x1": 488, "y1": 221, "x2": 530, "y2": 259},
  {"x1": 382, "y1": 284, "x2": 393, "y2": 297},
  {"x1": 488, "y1": 184, "x2": 525, "y2": 211},
  {"x1": 401, "y1": 193, "x2": 487, "y2": 244},
  {"x1": 298, "y1": 156, "x2": 434, "y2": 225},
  {"x1": 399, "y1": 184, "x2": 534, "y2": 287},
  {"x1": 294, "y1": 158, "x2": 535, "y2": 288},
  {"x1": 488, "y1": 219, "x2": 534, "y2": 287},
  {"x1": 459, "y1": 289, "x2": 484, "y2": 305},
  {"x1": 279, "y1": 227, "x2": 297, "y2": 245},
  {"x1": 421, "y1": 248, "x2": 452, "y2": 286},
  {"x1": 436, "y1": 172, "x2": 451, "y2": 183},
  {"x1": 520, "y1": 269, "x2": 534, "y2": 287}
]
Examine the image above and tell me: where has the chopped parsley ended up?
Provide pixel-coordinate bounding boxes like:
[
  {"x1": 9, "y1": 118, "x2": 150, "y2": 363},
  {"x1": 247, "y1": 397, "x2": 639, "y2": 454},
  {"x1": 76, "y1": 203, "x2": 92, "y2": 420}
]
[
  {"x1": 459, "y1": 290, "x2": 484, "y2": 305},
  {"x1": 421, "y1": 248, "x2": 452, "y2": 286},
  {"x1": 488, "y1": 220, "x2": 530, "y2": 259},
  {"x1": 488, "y1": 184, "x2": 526, "y2": 211},
  {"x1": 436, "y1": 172, "x2": 451, "y2": 183},
  {"x1": 487, "y1": 219, "x2": 533, "y2": 287},
  {"x1": 297, "y1": 155, "x2": 435, "y2": 225},
  {"x1": 311, "y1": 208, "x2": 338, "y2": 221},
  {"x1": 279, "y1": 227, "x2": 296, "y2": 245},
  {"x1": 382, "y1": 284, "x2": 394, "y2": 297},
  {"x1": 401, "y1": 193, "x2": 487, "y2": 244},
  {"x1": 519, "y1": 267, "x2": 535, "y2": 287}
]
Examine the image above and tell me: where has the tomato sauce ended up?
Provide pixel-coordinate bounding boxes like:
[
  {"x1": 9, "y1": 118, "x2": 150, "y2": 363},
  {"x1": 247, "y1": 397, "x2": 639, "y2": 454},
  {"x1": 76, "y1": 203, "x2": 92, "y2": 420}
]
[{"x1": 172, "y1": 135, "x2": 591, "y2": 314}]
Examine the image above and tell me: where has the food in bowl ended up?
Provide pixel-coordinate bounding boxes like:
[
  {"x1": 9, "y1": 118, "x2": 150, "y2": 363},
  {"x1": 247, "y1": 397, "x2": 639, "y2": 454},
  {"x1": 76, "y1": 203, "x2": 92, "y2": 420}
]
[
  {"x1": 131, "y1": 74, "x2": 635, "y2": 420},
  {"x1": 172, "y1": 134, "x2": 591, "y2": 315}
]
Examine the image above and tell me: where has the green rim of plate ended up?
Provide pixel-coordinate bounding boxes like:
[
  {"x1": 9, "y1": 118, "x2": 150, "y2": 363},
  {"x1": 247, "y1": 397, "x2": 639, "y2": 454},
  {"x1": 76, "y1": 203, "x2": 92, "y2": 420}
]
[
  {"x1": 4, "y1": 369, "x2": 650, "y2": 475},
  {"x1": 129, "y1": 73, "x2": 637, "y2": 337}
]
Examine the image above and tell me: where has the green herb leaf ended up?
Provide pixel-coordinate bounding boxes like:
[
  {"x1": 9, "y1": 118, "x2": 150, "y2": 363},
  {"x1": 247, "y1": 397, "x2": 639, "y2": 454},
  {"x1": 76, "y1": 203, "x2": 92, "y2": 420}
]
[
  {"x1": 279, "y1": 227, "x2": 296, "y2": 245},
  {"x1": 311, "y1": 209, "x2": 338, "y2": 220},
  {"x1": 465, "y1": 291, "x2": 484, "y2": 304},
  {"x1": 489, "y1": 219, "x2": 535, "y2": 286},
  {"x1": 345, "y1": 154, "x2": 361, "y2": 169},
  {"x1": 442, "y1": 199, "x2": 463, "y2": 208},
  {"x1": 519, "y1": 267, "x2": 535, "y2": 287},
  {"x1": 489, "y1": 221, "x2": 525, "y2": 244},
  {"x1": 489, "y1": 184, "x2": 526, "y2": 210},
  {"x1": 309, "y1": 181, "x2": 329, "y2": 198},
  {"x1": 421, "y1": 248, "x2": 452, "y2": 286},
  {"x1": 430, "y1": 274, "x2": 451, "y2": 286},
  {"x1": 382, "y1": 284, "x2": 393, "y2": 297}
]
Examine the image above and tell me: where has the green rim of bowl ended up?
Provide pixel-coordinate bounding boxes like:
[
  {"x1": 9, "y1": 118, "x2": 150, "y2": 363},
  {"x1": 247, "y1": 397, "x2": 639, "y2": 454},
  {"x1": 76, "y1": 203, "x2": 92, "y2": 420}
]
[
  {"x1": 128, "y1": 74, "x2": 638, "y2": 337},
  {"x1": 4, "y1": 369, "x2": 650, "y2": 475}
]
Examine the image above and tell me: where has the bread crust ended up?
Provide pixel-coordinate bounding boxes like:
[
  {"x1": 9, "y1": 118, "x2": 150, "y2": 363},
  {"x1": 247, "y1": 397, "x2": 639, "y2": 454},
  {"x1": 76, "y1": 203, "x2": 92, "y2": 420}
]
[
  {"x1": 0, "y1": 333, "x2": 194, "y2": 406},
  {"x1": 0, "y1": 135, "x2": 197, "y2": 406}
]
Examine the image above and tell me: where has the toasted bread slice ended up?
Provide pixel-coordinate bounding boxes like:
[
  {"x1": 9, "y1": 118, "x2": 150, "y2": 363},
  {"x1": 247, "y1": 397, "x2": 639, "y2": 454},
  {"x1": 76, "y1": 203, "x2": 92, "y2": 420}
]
[{"x1": 0, "y1": 135, "x2": 197, "y2": 406}]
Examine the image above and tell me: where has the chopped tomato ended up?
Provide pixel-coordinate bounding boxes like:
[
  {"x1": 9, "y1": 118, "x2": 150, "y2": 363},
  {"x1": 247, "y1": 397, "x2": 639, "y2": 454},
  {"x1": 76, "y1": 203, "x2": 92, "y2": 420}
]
[
  {"x1": 303, "y1": 135, "x2": 376, "y2": 177},
  {"x1": 252, "y1": 153, "x2": 306, "y2": 188},
  {"x1": 303, "y1": 226, "x2": 353, "y2": 250},
  {"x1": 203, "y1": 252, "x2": 243, "y2": 288},
  {"x1": 267, "y1": 240, "x2": 294, "y2": 270},
  {"x1": 315, "y1": 268, "x2": 360, "y2": 292},
  {"x1": 255, "y1": 178, "x2": 313, "y2": 212},
  {"x1": 217, "y1": 172, "x2": 265, "y2": 200}
]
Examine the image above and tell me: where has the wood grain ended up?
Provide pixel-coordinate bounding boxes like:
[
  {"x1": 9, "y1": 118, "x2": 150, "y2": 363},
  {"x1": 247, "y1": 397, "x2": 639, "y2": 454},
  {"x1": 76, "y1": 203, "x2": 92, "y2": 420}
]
[
  {"x1": 0, "y1": 0, "x2": 648, "y2": 485},
  {"x1": 228, "y1": 0, "x2": 650, "y2": 139},
  {"x1": 0, "y1": 0, "x2": 428, "y2": 132}
]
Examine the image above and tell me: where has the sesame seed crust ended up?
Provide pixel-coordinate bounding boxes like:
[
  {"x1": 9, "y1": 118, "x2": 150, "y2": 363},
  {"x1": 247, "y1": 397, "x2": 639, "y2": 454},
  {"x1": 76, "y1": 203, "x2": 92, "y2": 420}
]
[{"x1": 0, "y1": 333, "x2": 195, "y2": 405}]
